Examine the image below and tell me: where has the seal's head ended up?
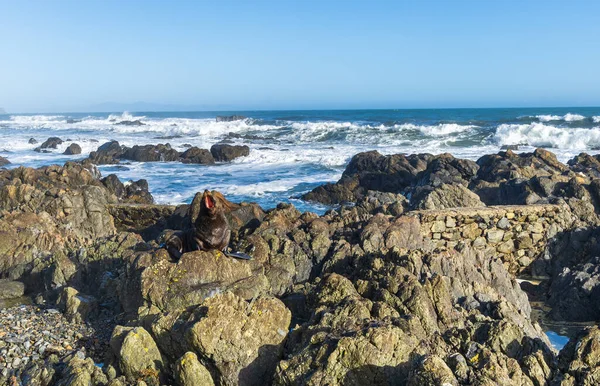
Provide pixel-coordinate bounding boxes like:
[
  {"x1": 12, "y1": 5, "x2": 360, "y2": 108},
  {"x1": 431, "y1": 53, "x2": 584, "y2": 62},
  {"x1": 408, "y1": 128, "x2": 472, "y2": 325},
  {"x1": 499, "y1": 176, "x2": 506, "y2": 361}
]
[{"x1": 199, "y1": 190, "x2": 237, "y2": 218}]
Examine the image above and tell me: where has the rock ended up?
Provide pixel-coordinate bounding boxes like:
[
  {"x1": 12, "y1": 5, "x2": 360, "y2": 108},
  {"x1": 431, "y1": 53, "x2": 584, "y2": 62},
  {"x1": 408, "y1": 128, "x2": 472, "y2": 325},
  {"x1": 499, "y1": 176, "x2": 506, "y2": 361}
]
[
  {"x1": 410, "y1": 183, "x2": 485, "y2": 210},
  {"x1": 88, "y1": 141, "x2": 125, "y2": 164},
  {"x1": 568, "y1": 152, "x2": 600, "y2": 179},
  {"x1": 124, "y1": 179, "x2": 154, "y2": 204},
  {"x1": 122, "y1": 143, "x2": 180, "y2": 162},
  {"x1": 407, "y1": 355, "x2": 458, "y2": 386},
  {"x1": 173, "y1": 352, "x2": 215, "y2": 386},
  {"x1": 115, "y1": 120, "x2": 145, "y2": 126},
  {"x1": 210, "y1": 144, "x2": 250, "y2": 162},
  {"x1": 180, "y1": 147, "x2": 215, "y2": 164},
  {"x1": 557, "y1": 326, "x2": 600, "y2": 385},
  {"x1": 475, "y1": 148, "x2": 567, "y2": 183},
  {"x1": 37, "y1": 137, "x2": 63, "y2": 150},
  {"x1": 216, "y1": 115, "x2": 246, "y2": 122},
  {"x1": 28, "y1": 138, "x2": 38, "y2": 144},
  {"x1": 302, "y1": 151, "x2": 432, "y2": 204},
  {"x1": 0, "y1": 156, "x2": 10, "y2": 166},
  {"x1": 101, "y1": 174, "x2": 126, "y2": 198},
  {"x1": 63, "y1": 143, "x2": 82, "y2": 155},
  {"x1": 57, "y1": 287, "x2": 98, "y2": 322},
  {"x1": 110, "y1": 326, "x2": 165, "y2": 383},
  {"x1": 124, "y1": 249, "x2": 269, "y2": 313},
  {"x1": 187, "y1": 291, "x2": 291, "y2": 386},
  {"x1": 415, "y1": 153, "x2": 479, "y2": 187},
  {"x1": 0, "y1": 279, "x2": 25, "y2": 299}
]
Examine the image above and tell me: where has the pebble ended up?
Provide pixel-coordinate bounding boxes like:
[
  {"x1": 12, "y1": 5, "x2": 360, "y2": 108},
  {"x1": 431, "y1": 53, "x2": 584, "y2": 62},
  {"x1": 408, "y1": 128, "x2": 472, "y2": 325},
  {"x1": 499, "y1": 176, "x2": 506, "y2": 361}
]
[{"x1": 0, "y1": 304, "x2": 115, "y2": 379}]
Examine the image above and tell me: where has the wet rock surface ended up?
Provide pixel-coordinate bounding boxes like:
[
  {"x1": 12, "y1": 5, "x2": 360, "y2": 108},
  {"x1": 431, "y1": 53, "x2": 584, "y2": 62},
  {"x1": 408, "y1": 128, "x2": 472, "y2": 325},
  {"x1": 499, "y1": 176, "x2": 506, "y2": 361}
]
[
  {"x1": 210, "y1": 143, "x2": 251, "y2": 162},
  {"x1": 5, "y1": 148, "x2": 600, "y2": 385},
  {"x1": 85, "y1": 140, "x2": 250, "y2": 166},
  {"x1": 63, "y1": 143, "x2": 82, "y2": 155}
]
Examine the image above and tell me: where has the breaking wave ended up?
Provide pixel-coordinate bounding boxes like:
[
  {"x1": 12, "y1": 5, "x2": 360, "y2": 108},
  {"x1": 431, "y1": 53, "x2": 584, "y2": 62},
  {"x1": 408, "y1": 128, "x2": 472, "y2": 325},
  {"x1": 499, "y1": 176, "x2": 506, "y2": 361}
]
[
  {"x1": 495, "y1": 123, "x2": 600, "y2": 149},
  {"x1": 536, "y1": 113, "x2": 586, "y2": 122}
]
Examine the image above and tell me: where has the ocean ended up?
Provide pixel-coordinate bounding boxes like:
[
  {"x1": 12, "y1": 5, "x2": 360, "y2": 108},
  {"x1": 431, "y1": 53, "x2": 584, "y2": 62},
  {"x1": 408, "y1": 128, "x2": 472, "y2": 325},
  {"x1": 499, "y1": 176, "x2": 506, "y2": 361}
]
[{"x1": 2, "y1": 107, "x2": 600, "y2": 214}]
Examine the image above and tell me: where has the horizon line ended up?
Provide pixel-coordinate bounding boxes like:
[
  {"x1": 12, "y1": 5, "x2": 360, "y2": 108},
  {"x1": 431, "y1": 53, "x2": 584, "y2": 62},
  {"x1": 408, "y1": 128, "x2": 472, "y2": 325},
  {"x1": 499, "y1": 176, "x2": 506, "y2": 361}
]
[{"x1": 4, "y1": 104, "x2": 600, "y2": 115}]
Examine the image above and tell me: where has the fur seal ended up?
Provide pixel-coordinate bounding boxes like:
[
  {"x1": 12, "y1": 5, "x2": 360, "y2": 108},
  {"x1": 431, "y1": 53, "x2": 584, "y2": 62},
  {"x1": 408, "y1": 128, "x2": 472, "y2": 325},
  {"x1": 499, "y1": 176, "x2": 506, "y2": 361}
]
[{"x1": 165, "y1": 190, "x2": 251, "y2": 260}]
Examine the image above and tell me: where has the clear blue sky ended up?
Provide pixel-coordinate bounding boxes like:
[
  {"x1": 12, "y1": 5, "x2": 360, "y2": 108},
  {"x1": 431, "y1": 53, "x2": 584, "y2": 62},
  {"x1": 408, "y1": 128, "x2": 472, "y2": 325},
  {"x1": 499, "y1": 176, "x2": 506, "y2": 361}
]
[{"x1": 1, "y1": 0, "x2": 599, "y2": 113}]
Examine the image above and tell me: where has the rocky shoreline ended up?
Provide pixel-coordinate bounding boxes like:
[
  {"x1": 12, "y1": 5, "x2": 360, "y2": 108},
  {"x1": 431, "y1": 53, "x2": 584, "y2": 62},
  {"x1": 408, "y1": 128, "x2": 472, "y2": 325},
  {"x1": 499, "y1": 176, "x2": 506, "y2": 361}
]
[{"x1": 2, "y1": 144, "x2": 600, "y2": 385}]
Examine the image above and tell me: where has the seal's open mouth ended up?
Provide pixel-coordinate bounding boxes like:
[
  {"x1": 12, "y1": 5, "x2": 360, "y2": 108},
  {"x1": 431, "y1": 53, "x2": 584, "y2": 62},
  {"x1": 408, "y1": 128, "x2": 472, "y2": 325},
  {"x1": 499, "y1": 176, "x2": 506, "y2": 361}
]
[{"x1": 205, "y1": 194, "x2": 215, "y2": 209}]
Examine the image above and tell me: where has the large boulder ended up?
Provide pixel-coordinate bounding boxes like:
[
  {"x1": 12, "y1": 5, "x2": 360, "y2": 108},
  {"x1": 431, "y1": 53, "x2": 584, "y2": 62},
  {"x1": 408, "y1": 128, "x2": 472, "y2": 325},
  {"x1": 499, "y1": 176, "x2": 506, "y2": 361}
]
[
  {"x1": 210, "y1": 143, "x2": 250, "y2": 162},
  {"x1": 180, "y1": 146, "x2": 215, "y2": 164},
  {"x1": 88, "y1": 140, "x2": 125, "y2": 164},
  {"x1": 475, "y1": 148, "x2": 568, "y2": 183},
  {"x1": 0, "y1": 279, "x2": 25, "y2": 299},
  {"x1": 556, "y1": 326, "x2": 600, "y2": 385},
  {"x1": 410, "y1": 183, "x2": 485, "y2": 210},
  {"x1": 568, "y1": 152, "x2": 600, "y2": 179},
  {"x1": 57, "y1": 286, "x2": 98, "y2": 323},
  {"x1": 63, "y1": 143, "x2": 82, "y2": 155},
  {"x1": 173, "y1": 352, "x2": 215, "y2": 386},
  {"x1": 302, "y1": 151, "x2": 432, "y2": 205},
  {"x1": 0, "y1": 156, "x2": 10, "y2": 166},
  {"x1": 187, "y1": 291, "x2": 291, "y2": 386},
  {"x1": 122, "y1": 143, "x2": 180, "y2": 162},
  {"x1": 120, "y1": 248, "x2": 269, "y2": 314},
  {"x1": 109, "y1": 326, "x2": 166, "y2": 384},
  {"x1": 35, "y1": 136, "x2": 63, "y2": 151}
]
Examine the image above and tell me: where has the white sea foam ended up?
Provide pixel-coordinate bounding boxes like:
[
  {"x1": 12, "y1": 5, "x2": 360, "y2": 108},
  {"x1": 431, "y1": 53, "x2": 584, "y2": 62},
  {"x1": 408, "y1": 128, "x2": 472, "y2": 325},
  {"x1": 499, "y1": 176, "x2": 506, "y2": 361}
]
[
  {"x1": 593, "y1": 116, "x2": 600, "y2": 123},
  {"x1": 412, "y1": 123, "x2": 476, "y2": 136},
  {"x1": 536, "y1": 113, "x2": 586, "y2": 122},
  {"x1": 495, "y1": 123, "x2": 600, "y2": 149}
]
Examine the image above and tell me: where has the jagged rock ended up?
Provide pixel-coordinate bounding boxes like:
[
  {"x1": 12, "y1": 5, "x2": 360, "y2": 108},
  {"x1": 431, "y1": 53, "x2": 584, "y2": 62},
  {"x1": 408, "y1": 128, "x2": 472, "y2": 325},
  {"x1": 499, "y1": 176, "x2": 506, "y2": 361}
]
[
  {"x1": 180, "y1": 146, "x2": 215, "y2": 164},
  {"x1": 476, "y1": 148, "x2": 567, "y2": 183},
  {"x1": 109, "y1": 326, "x2": 165, "y2": 383},
  {"x1": 568, "y1": 152, "x2": 600, "y2": 179},
  {"x1": 88, "y1": 141, "x2": 125, "y2": 164},
  {"x1": 210, "y1": 143, "x2": 250, "y2": 162},
  {"x1": 0, "y1": 156, "x2": 10, "y2": 166},
  {"x1": 57, "y1": 286, "x2": 98, "y2": 322},
  {"x1": 102, "y1": 174, "x2": 126, "y2": 198},
  {"x1": 187, "y1": 291, "x2": 291, "y2": 386},
  {"x1": 131, "y1": 249, "x2": 269, "y2": 313},
  {"x1": 557, "y1": 326, "x2": 600, "y2": 385},
  {"x1": 122, "y1": 143, "x2": 180, "y2": 162},
  {"x1": 28, "y1": 137, "x2": 38, "y2": 144},
  {"x1": 0, "y1": 279, "x2": 25, "y2": 299},
  {"x1": 101, "y1": 174, "x2": 153, "y2": 204},
  {"x1": 302, "y1": 151, "x2": 432, "y2": 204},
  {"x1": 63, "y1": 143, "x2": 82, "y2": 155},
  {"x1": 548, "y1": 255, "x2": 600, "y2": 322},
  {"x1": 36, "y1": 136, "x2": 63, "y2": 150},
  {"x1": 415, "y1": 153, "x2": 479, "y2": 187},
  {"x1": 410, "y1": 183, "x2": 485, "y2": 210},
  {"x1": 407, "y1": 355, "x2": 458, "y2": 386},
  {"x1": 173, "y1": 352, "x2": 215, "y2": 386}
]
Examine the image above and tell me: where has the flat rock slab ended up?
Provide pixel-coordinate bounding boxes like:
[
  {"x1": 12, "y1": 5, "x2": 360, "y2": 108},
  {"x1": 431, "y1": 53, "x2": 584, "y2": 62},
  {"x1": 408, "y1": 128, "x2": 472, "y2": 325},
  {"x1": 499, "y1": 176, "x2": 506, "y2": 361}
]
[{"x1": 0, "y1": 279, "x2": 25, "y2": 299}]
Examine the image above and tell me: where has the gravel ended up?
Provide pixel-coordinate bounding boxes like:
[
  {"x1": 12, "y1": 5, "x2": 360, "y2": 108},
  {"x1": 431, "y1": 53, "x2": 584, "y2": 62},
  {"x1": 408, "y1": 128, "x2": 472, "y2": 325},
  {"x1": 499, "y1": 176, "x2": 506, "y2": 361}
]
[{"x1": 0, "y1": 303, "x2": 117, "y2": 379}]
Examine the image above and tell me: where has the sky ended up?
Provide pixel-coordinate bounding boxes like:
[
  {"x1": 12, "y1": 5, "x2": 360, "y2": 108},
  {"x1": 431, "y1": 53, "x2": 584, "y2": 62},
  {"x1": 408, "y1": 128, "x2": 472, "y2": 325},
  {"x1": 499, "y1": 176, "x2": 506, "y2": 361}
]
[{"x1": 1, "y1": 0, "x2": 600, "y2": 113}]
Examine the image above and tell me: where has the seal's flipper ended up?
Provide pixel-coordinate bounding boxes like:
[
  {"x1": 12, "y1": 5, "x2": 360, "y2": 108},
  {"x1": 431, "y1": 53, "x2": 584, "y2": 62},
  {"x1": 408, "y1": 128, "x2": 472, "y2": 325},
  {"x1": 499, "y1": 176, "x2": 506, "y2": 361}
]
[{"x1": 224, "y1": 251, "x2": 252, "y2": 260}]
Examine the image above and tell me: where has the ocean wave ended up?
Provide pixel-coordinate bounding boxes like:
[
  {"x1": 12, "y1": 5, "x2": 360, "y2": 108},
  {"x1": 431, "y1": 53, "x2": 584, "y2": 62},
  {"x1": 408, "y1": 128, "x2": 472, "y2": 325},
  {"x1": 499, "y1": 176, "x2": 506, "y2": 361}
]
[
  {"x1": 594, "y1": 116, "x2": 600, "y2": 123},
  {"x1": 406, "y1": 123, "x2": 476, "y2": 136},
  {"x1": 495, "y1": 123, "x2": 600, "y2": 149},
  {"x1": 0, "y1": 112, "x2": 281, "y2": 138},
  {"x1": 536, "y1": 113, "x2": 586, "y2": 122}
]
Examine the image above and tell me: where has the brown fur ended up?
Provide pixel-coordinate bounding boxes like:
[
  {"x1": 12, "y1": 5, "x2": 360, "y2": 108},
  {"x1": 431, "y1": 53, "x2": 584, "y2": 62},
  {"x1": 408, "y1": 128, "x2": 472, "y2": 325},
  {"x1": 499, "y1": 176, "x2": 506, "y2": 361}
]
[{"x1": 166, "y1": 190, "x2": 232, "y2": 259}]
